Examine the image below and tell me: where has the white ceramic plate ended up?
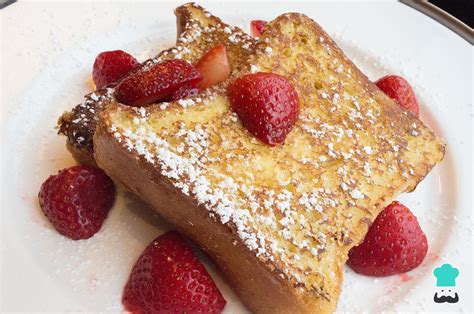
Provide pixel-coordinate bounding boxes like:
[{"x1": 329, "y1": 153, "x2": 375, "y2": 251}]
[{"x1": 1, "y1": 1, "x2": 472, "y2": 312}]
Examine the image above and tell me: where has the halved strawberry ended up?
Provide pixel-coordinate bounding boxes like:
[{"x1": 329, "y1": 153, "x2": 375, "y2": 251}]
[
  {"x1": 348, "y1": 201, "x2": 428, "y2": 276},
  {"x1": 195, "y1": 44, "x2": 231, "y2": 89},
  {"x1": 123, "y1": 231, "x2": 226, "y2": 313},
  {"x1": 227, "y1": 72, "x2": 300, "y2": 146},
  {"x1": 38, "y1": 165, "x2": 115, "y2": 240},
  {"x1": 375, "y1": 75, "x2": 420, "y2": 117},
  {"x1": 116, "y1": 59, "x2": 202, "y2": 107},
  {"x1": 92, "y1": 50, "x2": 139, "y2": 89},
  {"x1": 250, "y1": 20, "x2": 267, "y2": 37}
]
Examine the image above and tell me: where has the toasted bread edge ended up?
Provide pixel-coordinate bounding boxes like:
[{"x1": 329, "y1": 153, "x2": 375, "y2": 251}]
[{"x1": 94, "y1": 116, "x2": 337, "y2": 314}]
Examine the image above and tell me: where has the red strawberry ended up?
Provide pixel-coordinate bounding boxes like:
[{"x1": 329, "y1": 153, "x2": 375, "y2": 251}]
[
  {"x1": 195, "y1": 44, "x2": 231, "y2": 89},
  {"x1": 92, "y1": 50, "x2": 139, "y2": 89},
  {"x1": 227, "y1": 72, "x2": 300, "y2": 146},
  {"x1": 116, "y1": 59, "x2": 202, "y2": 107},
  {"x1": 250, "y1": 20, "x2": 267, "y2": 37},
  {"x1": 122, "y1": 231, "x2": 226, "y2": 314},
  {"x1": 348, "y1": 201, "x2": 428, "y2": 276},
  {"x1": 375, "y1": 75, "x2": 420, "y2": 117},
  {"x1": 170, "y1": 84, "x2": 201, "y2": 101},
  {"x1": 38, "y1": 165, "x2": 115, "y2": 240}
]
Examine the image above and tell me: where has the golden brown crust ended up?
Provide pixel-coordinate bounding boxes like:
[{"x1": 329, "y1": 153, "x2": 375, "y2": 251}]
[
  {"x1": 95, "y1": 111, "x2": 418, "y2": 312},
  {"x1": 175, "y1": 2, "x2": 221, "y2": 36},
  {"x1": 94, "y1": 122, "x2": 326, "y2": 313},
  {"x1": 58, "y1": 2, "x2": 257, "y2": 165},
  {"x1": 259, "y1": 13, "x2": 446, "y2": 195},
  {"x1": 65, "y1": 141, "x2": 97, "y2": 166}
]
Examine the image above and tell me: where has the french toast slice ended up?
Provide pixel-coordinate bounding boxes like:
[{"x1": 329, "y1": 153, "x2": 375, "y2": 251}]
[
  {"x1": 57, "y1": 2, "x2": 257, "y2": 165},
  {"x1": 94, "y1": 12, "x2": 445, "y2": 314}
]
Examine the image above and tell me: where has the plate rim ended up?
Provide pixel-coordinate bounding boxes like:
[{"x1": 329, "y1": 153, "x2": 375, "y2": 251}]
[{"x1": 400, "y1": 0, "x2": 473, "y2": 44}]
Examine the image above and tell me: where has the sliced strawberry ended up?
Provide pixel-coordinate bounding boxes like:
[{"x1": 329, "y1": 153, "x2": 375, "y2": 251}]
[
  {"x1": 38, "y1": 165, "x2": 115, "y2": 240},
  {"x1": 227, "y1": 72, "x2": 299, "y2": 146},
  {"x1": 123, "y1": 231, "x2": 226, "y2": 313},
  {"x1": 250, "y1": 20, "x2": 267, "y2": 37},
  {"x1": 348, "y1": 201, "x2": 428, "y2": 276},
  {"x1": 375, "y1": 75, "x2": 420, "y2": 117},
  {"x1": 116, "y1": 59, "x2": 202, "y2": 107},
  {"x1": 92, "y1": 50, "x2": 139, "y2": 89},
  {"x1": 195, "y1": 44, "x2": 231, "y2": 89},
  {"x1": 170, "y1": 84, "x2": 201, "y2": 101}
]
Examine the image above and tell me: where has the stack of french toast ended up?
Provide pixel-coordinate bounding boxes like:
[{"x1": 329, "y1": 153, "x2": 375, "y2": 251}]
[{"x1": 54, "y1": 3, "x2": 445, "y2": 313}]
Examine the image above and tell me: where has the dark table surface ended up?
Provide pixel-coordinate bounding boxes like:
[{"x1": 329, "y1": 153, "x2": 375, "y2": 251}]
[{"x1": 429, "y1": 0, "x2": 473, "y2": 27}]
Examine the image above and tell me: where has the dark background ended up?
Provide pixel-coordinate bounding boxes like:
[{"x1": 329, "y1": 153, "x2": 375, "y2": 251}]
[{"x1": 429, "y1": 0, "x2": 473, "y2": 27}]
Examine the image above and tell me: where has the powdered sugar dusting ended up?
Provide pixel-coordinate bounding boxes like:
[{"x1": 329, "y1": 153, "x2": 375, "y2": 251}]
[
  {"x1": 109, "y1": 106, "x2": 343, "y2": 295},
  {"x1": 60, "y1": 5, "x2": 258, "y2": 153}
]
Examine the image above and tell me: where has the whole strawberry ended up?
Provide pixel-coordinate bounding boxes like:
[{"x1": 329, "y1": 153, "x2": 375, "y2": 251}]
[
  {"x1": 348, "y1": 201, "x2": 428, "y2": 276},
  {"x1": 227, "y1": 72, "x2": 300, "y2": 146},
  {"x1": 250, "y1": 20, "x2": 267, "y2": 37},
  {"x1": 38, "y1": 165, "x2": 115, "y2": 240},
  {"x1": 116, "y1": 59, "x2": 202, "y2": 107},
  {"x1": 375, "y1": 75, "x2": 420, "y2": 117},
  {"x1": 122, "y1": 231, "x2": 226, "y2": 314},
  {"x1": 92, "y1": 50, "x2": 139, "y2": 89}
]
